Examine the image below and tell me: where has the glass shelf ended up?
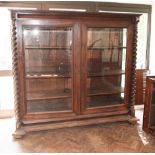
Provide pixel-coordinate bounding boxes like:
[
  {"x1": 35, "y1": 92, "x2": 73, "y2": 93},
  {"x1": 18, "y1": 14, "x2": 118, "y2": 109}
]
[
  {"x1": 88, "y1": 86, "x2": 124, "y2": 96},
  {"x1": 25, "y1": 46, "x2": 72, "y2": 50},
  {"x1": 26, "y1": 69, "x2": 71, "y2": 74},
  {"x1": 26, "y1": 73, "x2": 71, "y2": 79},
  {"x1": 87, "y1": 94, "x2": 124, "y2": 108},
  {"x1": 87, "y1": 46, "x2": 126, "y2": 51},
  {"x1": 88, "y1": 69, "x2": 125, "y2": 77},
  {"x1": 27, "y1": 90, "x2": 72, "y2": 101}
]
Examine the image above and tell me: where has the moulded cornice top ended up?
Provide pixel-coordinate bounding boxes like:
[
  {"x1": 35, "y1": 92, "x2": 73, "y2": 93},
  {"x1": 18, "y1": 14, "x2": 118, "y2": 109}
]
[{"x1": 10, "y1": 9, "x2": 141, "y2": 19}]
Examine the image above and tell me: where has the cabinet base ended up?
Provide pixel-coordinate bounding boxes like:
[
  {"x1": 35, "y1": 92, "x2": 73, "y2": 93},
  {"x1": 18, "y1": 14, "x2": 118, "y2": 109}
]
[
  {"x1": 12, "y1": 129, "x2": 26, "y2": 139},
  {"x1": 128, "y1": 117, "x2": 139, "y2": 125},
  {"x1": 13, "y1": 114, "x2": 136, "y2": 138}
]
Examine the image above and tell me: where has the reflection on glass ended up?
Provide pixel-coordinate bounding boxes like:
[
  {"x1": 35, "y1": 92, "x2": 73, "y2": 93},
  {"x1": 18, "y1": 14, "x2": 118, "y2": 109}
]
[
  {"x1": 87, "y1": 76, "x2": 124, "y2": 94},
  {"x1": 23, "y1": 27, "x2": 73, "y2": 113},
  {"x1": 87, "y1": 28, "x2": 127, "y2": 108},
  {"x1": 24, "y1": 28, "x2": 72, "y2": 47},
  {"x1": 87, "y1": 94, "x2": 124, "y2": 108},
  {"x1": 24, "y1": 49, "x2": 71, "y2": 76},
  {"x1": 26, "y1": 78, "x2": 72, "y2": 100},
  {"x1": 27, "y1": 98, "x2": 72, "y2": 113}
]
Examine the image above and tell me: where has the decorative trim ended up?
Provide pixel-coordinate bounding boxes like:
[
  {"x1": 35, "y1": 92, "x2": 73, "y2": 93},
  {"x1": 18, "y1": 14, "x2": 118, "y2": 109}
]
[
  {"x1": 11, "y1": 12, "x2": 21, "y2": 129},
  {"x1": 129, "y1": 16, "x2": 140, "y2": 117}
]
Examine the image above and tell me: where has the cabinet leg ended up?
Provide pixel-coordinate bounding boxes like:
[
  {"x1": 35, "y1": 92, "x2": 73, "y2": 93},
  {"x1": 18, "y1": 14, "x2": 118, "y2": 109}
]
[
  {"x1": 12, "y1": 128, "x2": 26, "y2": 139},
  {"x1": 128, "y1": 117, "x2": 139, "y2": 125}
]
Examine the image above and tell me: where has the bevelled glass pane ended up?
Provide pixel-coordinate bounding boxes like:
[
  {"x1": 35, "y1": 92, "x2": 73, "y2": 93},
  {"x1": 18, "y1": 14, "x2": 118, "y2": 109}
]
[
  {"x1": 87, "y1": 93, "x2": 124, "y2": 108},
  {"x1": 87, "y1": 28, "x2": 127, "y2": 108},
  {"x1": 24, "y1": 28, "x2": 72, "y2": 47},
  {"x1": 25, "y1": 49, "x2": 71, "y2": 75},
  {"x1": 23, "y1": 27, "x2": 73, "y2": 113},
  {"x1": 26, "y1": 78, "x2": 72, "y2": 100},
  {"x1": 27, "y1": 98, "x2": 72, "y2": 113},
  {"x1": 87, "y1": 76, "x2": 125, "y2": 95}
]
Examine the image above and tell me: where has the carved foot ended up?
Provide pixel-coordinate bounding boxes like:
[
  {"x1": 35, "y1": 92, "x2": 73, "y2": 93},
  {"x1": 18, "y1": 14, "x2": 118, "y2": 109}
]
[
  {"x1": 128, "y1": 117, "x2": 139, "y2": 125},
  {"x1": 12, "y1": 129, "x2": 26, "y2": 139}
]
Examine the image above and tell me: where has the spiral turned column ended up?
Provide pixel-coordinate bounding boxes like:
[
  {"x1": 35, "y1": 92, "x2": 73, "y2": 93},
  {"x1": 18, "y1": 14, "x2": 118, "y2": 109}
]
[
  {"x1": 129, "y1": 17, "x2": 139, "y2": 119},
  {"x1": 11, "y1": 12, "x2": 25, "y2": 138}
]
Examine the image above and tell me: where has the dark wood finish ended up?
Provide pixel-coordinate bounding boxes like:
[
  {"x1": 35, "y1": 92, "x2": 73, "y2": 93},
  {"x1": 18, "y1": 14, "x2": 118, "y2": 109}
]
[
  {"x1": 1, "y1": 1, "x2": 151, "y2": 71},
  {"x1": 1, "y1": 1, "x2": 151, "y2": 13},
  {"x1": 143, "y1": 76, "x2": 155, "y2": 134},
  {"x1": 23, "y1": 115, "x2": 130, "y2": 132},
  {"x1": 135, "y1": 69, "x2": 144, "y2": 105},
  {"x1": 135, "y1": 69, "x2": 148, "y2": 105},
  {"x1": 11, "y1": 12, "x2": 22, "y2": 130},
  {"x1": 11, "y1": 10, "x2": 140, "y2": 138},
  {"x1": 128, "y1": 16, "x2": 139, "y2": 117}
]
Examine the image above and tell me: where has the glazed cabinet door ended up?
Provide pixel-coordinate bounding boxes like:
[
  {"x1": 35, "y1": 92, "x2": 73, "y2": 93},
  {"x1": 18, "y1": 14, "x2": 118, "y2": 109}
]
[
  {"x1": 17, "y1": 19, "x2": 80, "y2": 120},
  {"x1": 81, "y1": 21, "x2": 131, "y2": 114}
]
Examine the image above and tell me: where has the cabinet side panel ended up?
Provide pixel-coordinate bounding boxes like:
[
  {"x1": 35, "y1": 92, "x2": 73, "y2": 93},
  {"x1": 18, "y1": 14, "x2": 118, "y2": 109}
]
[{"x1": 11, "y1": 12, "x2": 21, "y2": 129}]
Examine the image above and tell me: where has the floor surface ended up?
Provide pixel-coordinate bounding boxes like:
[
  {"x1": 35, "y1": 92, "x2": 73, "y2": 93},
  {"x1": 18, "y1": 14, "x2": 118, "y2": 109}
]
[{"x1": 0, "y1": 106, "x2": 155, "y2": 153}]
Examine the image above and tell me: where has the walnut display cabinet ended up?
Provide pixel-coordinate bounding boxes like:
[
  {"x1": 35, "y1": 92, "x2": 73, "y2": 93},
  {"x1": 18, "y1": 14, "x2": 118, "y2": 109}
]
[
  {"x1": 11, "y1": 10, "x2": 140, "y2": 138},
  {"x1": 143, "y1": 76, "x2": 155, "y2": 134}
]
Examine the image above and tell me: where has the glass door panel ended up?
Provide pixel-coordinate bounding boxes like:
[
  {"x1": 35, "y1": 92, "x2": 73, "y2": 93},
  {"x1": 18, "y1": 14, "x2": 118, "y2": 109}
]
[
  {"x1": 23, "y1": 27, "x2": 73, "y2": 113},
  {"x1": 86, "y1": 28, "x2": 127, "y2": 108},
  {"x1": 87, "y1": 94, "x2": 124, "y2": 108}
]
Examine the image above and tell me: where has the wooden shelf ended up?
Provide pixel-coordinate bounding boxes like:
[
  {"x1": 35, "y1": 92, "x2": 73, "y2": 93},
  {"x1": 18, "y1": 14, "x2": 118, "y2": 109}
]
[
  {"x1": 26, "y1": 67, "x2": 71, "y2": 75},
  {"x1": 26, "y1": 74, "x2": 71, "y2": 79},
  {"x1": 88, "y1": 69, "x2": 125, "y2": 77},
  {"x1": 25, "y1": 46, "x2": 72, "y2": 50},
  {"x1": 88, "y1": 87, "x2": 124, "y2": 96},
  {"x1": 87, "y1": 46, "x2": 126, "y2": 51},
  {"x1": 27, "y1": 90, "x2": 72, "y2": 101}
]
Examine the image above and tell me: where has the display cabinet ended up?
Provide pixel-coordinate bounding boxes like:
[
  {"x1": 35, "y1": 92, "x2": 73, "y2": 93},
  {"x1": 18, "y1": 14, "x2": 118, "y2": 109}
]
[
  {"x1": 143, "y1": 76, "x2": 155, "y2": 134},
  {"x1": 11, "y1": 10, "x2": 140, "y2": 138}
]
